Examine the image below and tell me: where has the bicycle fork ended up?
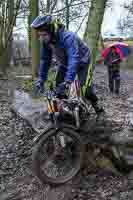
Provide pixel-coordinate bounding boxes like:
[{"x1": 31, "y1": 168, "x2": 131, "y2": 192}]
[
  {"x1": 47, "y1": 98, "x2": 59, "y2": 127},
  {"x1": 74, "y1": 106, "x2": 80, "y2": 129}
]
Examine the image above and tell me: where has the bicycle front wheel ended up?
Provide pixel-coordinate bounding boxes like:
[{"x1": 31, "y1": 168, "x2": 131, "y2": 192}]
[{"x1": 32, "y1": 124, "x2": 81, "y2": 185}]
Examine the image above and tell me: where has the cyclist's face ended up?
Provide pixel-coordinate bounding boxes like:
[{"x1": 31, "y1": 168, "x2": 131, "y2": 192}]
[{"x1": 37, "y1": 30, "x2": 51, "y2": 44}]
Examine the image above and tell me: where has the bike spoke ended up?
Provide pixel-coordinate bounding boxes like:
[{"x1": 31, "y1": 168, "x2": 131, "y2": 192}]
[
  {"x1": 33, "y1": 128, "x2": 81, "y2": 183},
  {"x1": 41, "y1": 136, "x2": 79, "y2": 178}
]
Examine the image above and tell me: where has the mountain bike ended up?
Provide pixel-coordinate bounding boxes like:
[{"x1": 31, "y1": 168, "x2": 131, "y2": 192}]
[{"x1": 32, "y1": 80, "x2": 92, "y2": 185}]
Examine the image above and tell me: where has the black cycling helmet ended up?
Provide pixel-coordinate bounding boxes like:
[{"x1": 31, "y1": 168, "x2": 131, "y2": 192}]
[{"x1": 31, "y1": 15, "x2": 63, "y2": 34}]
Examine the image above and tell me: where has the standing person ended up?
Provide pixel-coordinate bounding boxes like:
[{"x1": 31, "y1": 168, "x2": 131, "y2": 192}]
[
  {"x1": 104, "y1": 46, "x2": 121, "y2": 95},
  {"x1": 31, "y1": 15, "x2": 104, "y2": 121}
]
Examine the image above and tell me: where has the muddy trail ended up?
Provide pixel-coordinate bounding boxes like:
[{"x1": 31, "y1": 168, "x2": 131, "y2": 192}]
[{"x1": 0, "y1": 65, "x2": 133, "y2": 200}]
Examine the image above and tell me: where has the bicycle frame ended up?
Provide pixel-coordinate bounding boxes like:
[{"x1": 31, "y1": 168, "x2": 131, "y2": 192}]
[{"x1": 46, "y1": 80, "x2": 92, "y2": 129}]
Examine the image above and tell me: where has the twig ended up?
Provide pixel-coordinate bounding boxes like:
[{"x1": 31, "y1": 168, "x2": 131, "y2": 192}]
[{"x1": 76, "y1": 12, "x2": 88, "y2": 33}]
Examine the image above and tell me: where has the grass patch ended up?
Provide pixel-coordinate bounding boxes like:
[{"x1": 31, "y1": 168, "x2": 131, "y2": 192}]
[{"x1": 126, "y1": 40, "x2": 133, "y2": 45}]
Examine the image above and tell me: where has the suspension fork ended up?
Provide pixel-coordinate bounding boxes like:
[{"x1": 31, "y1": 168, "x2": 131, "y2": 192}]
[
  {"x1": 47, "y1": 98, "x2": 66, "y2": 148},
  {"x1": 74, "y1": 106, "x2": 80, "y2": 129},
  {"x1": 47, "y1": 98, "x2": 55, "y2": 123},
  {"x1": 47, "y1": 98, "x2": 60, "y2": 128}
]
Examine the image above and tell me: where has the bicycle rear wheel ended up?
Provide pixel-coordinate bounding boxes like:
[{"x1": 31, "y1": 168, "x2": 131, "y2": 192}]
[{"x1": 32, "y1": 124, "x2": 81, "y2": 185}]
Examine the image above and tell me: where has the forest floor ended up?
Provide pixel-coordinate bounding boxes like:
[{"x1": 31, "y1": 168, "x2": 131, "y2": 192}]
[{"x1": 0, "y1": 65, "x2": 133, "y2": 200}]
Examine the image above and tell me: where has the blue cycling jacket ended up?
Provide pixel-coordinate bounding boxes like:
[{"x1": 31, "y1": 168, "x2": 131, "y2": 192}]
[{"x1": 39, "y1": 27, "x2": 91, "y2": 84}]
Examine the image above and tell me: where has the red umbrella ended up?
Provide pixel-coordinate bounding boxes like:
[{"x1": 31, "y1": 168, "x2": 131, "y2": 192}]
[
  {"x1": 102, "y1": 42, "x2": 129, "y2": 61},
  {"x1": 108, "y1": 42, "x2": 128, "y2": 47}
]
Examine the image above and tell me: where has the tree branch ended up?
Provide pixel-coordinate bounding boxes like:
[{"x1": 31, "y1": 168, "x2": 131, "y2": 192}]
[{"x1": 76, "y1": 12, "x2": 88, "y2": 33}]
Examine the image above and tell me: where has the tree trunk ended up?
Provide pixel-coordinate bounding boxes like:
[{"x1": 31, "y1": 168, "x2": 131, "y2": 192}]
[
  {"x1": 28, "y1": 9, "x2": 32, "y2": 51},
  {"x1": 46, "y1": 0, "x2": 51, "y2": 13},
  {"x1": 65, "y1": 0, "x2": 70, "y2": 29},
  {"x1": 0, "y1": 0, "x2": 14, "y2": 74},
  {"x1": 80, "y1": 0, "x2": 107, "y2": 169},
  {"x1": 83, "y1": 0, "x2": 107, "y2": 89},
  {"x1": 30, "y1": 0, "x2": 40, "y2": 79},
  {"x1": 0, "y1": 49, "x2": 9, "y2": 75},
  {"x1": 99, "y1": 34, "x2": 105, "y2": 50},
  {"x1": 8, "y1": 0, "x2": 14, "y2": 66},
  {"x1": 0, "y1": 0, "x2": 21, "y2": 74}
]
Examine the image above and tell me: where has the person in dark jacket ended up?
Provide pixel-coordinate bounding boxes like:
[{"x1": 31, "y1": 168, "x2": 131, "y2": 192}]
[
  {"x1": 104, "y1": 46, "x2": 121, "y2": 95},
  {"x1": 31, "y1": 15, "x2": 104, "y2": 120}
]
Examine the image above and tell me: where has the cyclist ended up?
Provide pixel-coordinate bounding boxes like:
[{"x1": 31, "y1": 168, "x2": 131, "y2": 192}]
[{"x1": 31, "y1": 15, "x2": 104, "y2": 121}]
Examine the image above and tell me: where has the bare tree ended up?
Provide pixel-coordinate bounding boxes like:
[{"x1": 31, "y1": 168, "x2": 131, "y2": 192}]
[
  {"x1": 117, "y1": 1, "x2": 133, "y2": 37},
  {"x1": 29, "y1": 0, "x2": 40, "y2": 78},
  {"x1": 53, "y1": 0, "x2": 90, "y2": 30},
  {"x1": 84, "y1": 0, "x2": 107, "y2": 89},
  {"x1": 65, "y1": 0, "x2": 70, "y2": 29},
  {"x1": 0, "y1": 0, "x2": 21, "y2": 73},
  {"x1": 15, "y1": 0, "x2": 91, "y2": 36}
]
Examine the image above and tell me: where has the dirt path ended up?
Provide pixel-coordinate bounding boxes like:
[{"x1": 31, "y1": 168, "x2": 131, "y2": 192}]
[{"x1": 0, "y1": 66, "x2": 133, "y2": 200}]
